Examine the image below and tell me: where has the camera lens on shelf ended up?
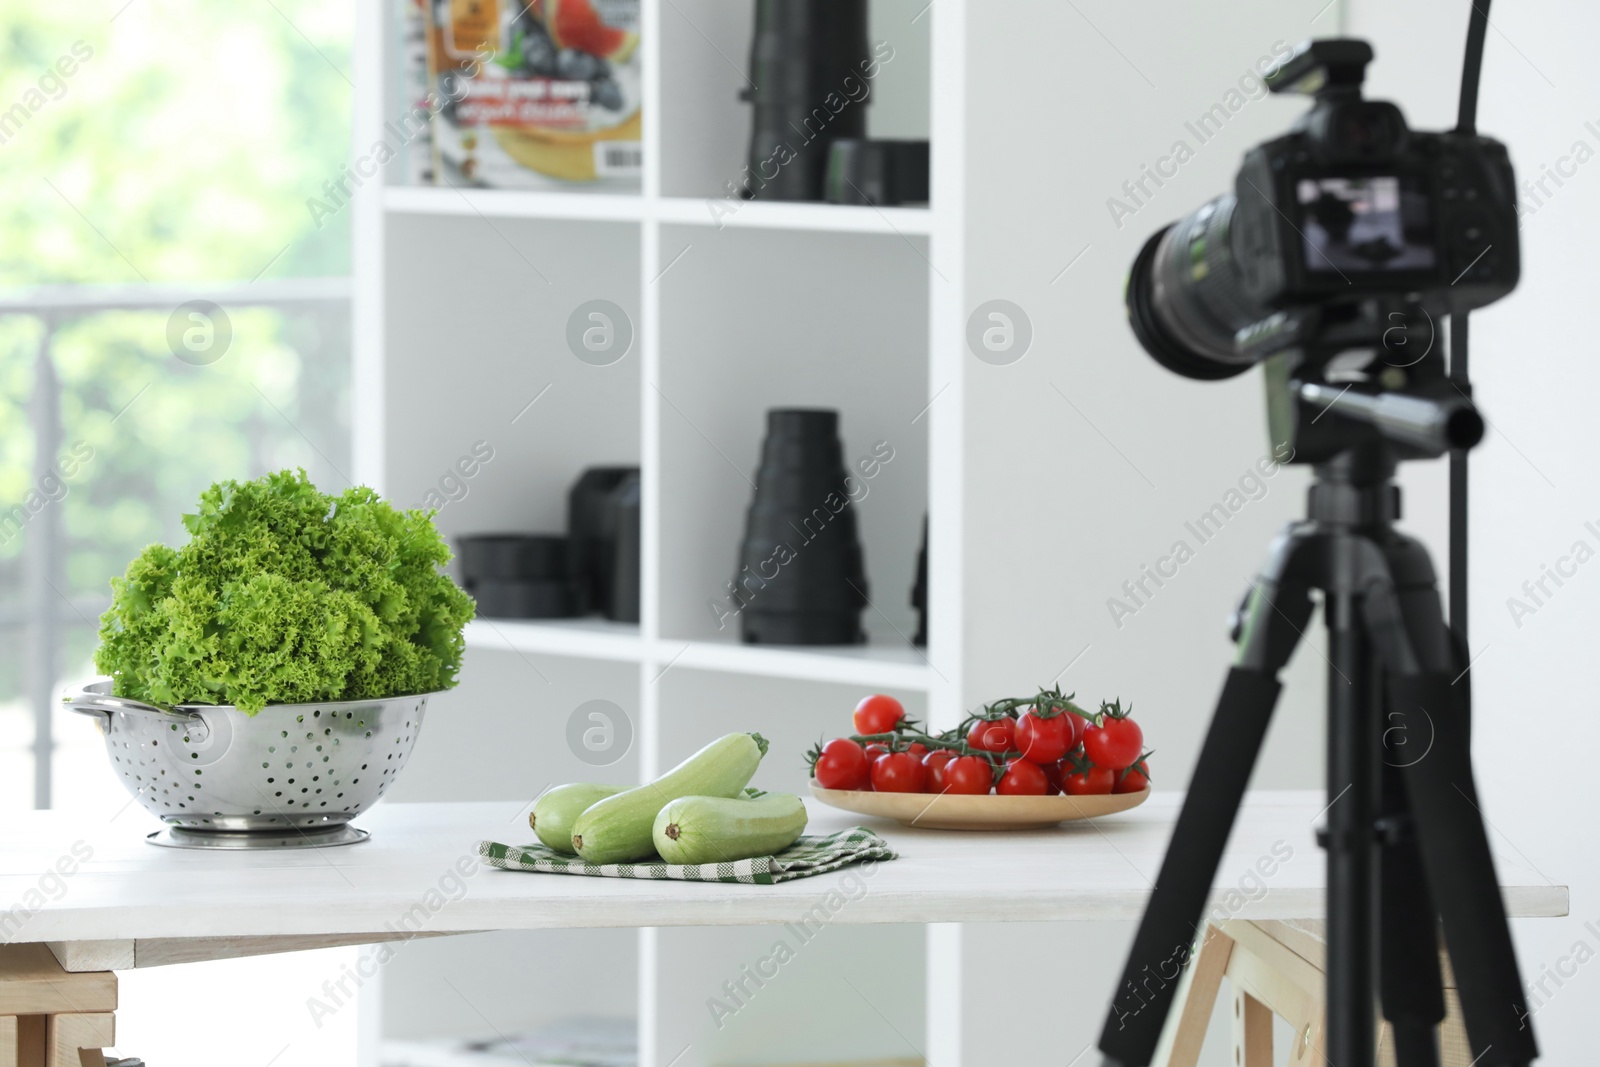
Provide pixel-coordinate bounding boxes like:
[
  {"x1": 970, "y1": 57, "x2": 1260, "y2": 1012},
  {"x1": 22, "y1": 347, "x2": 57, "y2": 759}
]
[
  {"x1": 735, "y1": 408, "x2": 868, "y2": 645},
  {"x1": 456, "y1": 535, "x2": 578, "y2": 619},
  {"x1": 739, "y1": 0, "x2": 872, "y2": 202},
  {"x1": 568, "y1": 467, "x2": 640, "y2": 616}
]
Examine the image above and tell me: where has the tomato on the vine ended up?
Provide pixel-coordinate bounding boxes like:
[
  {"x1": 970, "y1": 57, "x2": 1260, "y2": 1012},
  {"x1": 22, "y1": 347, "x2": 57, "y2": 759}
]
[
  {"x1": 870, "y1": 751, "x2": 927, "y2": 793},
  {"x1": 1083, "y1": 703, "x2": 1143, "y2": 771},
  {"x1": 1063, "y1": 764, "x2": 1115, "y2": 795},
  {"x1": 814, "y1": 738, "x2": 870, "y2": 790},
  {"x1": 1042, "y1": 759, "x2": 1064, "y2": 795},
  {"x1": 997, "y1": 758, "x2": 1049, "y2": 796},
  {"x1": 1115, "y1": 757, "x2": 1152, "y2": 794},
  {"x1": 864, "y1": 742, "x2": 891, "y2": 761},
  {"x1": 1064, "y1": 711, "x2": 1086, "y2": 751},
  {"x1": 854, "y1": 694, "x2": 906, "y2": 735},
  {"x1": 922, "y1": 750, "x2": 955, "y2": 792},
  {"x1": 942, "y1": 755, "x2": 994, "y2": 795},
  {"x1": 1014, "y1": 709, "x2": 1072, "y2": 764},
  {"x1": 966, "y1": 716, "x2": 1016, "y2": 754},
  {"x1": 906, "y1": 742, "x2": 929, "y2": 759}
]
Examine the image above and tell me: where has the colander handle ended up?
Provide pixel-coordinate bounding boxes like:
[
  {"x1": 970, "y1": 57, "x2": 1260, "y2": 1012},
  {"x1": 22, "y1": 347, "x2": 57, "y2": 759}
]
[{"x1": 61, "y1": 682, "x2": 206, "y2": 730}]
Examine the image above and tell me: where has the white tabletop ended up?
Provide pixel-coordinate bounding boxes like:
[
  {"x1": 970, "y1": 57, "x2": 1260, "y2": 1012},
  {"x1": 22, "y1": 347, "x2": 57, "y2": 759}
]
[{"x1": 0, "y1": 792, "x2": 1567, "y2": 947}]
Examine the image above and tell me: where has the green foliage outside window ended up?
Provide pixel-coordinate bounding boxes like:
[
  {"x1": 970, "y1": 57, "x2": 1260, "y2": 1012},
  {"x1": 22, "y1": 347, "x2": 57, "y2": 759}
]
[{"x1": 0, "y1": 0, "x2": 356, "y2": 729}]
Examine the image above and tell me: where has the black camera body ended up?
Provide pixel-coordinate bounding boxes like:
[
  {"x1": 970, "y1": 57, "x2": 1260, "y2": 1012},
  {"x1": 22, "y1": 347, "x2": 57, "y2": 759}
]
[
  {"x1": 1128, "y1": 39, "x2": 1520, "y2": 385},
  {"x1": 1232, "y1": 69, "x2": 1518, "y2": 312}
]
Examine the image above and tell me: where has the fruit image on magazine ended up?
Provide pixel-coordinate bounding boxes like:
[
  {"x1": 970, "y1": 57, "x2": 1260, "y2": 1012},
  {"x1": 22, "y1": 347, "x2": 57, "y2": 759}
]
[{"x1": 423, "y1": 0, "x2": 642, "y2": 187}]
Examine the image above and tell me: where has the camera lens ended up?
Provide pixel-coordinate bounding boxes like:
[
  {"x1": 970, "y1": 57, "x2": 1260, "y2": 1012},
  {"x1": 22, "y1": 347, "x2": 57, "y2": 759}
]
[{"x1": 1126, "y1": 195, "x2": 1269, "y2": 380}]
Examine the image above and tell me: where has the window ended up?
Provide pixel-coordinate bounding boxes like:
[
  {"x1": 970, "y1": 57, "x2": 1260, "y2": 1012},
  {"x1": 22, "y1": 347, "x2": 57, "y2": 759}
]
[{"x1": 1, "y1": 0, "x2": 355, "y2": 811}]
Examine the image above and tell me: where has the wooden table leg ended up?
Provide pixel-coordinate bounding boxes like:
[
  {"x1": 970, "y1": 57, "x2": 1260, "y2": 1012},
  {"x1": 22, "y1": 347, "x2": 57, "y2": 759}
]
[
  {"x1": 1304, "y1": 1010, "x2": 1328, "y2": 1065},
  {"x1": 45, "y1": 1014, "x2": 113, "y2": 1067},
  {"x1": 0, "y1": 945, "x2": 118, "y2": 1067},
  {"x1": 1233, "y1": 991, "x2": 1273, "y2": 1067},
  {"x1": 16, "y1": 1018, "x2": 45, "y2": 1067},
  {"x1": 1157, "y1": 926, "x2": 1235, "y2": 1067},
  {"x1": 1161, "y1": 921, "x2": 1474, "y2": 1067}
]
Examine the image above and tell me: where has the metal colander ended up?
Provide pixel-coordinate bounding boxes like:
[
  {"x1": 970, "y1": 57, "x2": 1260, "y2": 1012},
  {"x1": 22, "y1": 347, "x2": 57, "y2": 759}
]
[{"x1": 63, "y1": 679, "x2": 437, "y2": 848}]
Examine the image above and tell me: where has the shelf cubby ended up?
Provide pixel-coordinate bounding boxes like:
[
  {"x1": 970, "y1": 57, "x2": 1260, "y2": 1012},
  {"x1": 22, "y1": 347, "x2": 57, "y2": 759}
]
[
  {"x1": 657, "y1": 0, "x2": 933, "y2": 201},
  {"x1": 650, "y1": 925, "x2": 925, "y2": 1067},
  {"x1": 382, "y1": 929, "x2": 639, "y2": 1049},
  {"x1": 382, "y1": 214, "x2": 641, "y2": 564},
  {"x1": 387, "y1": 650, "x2": 642, "y2": 805},
  {"x1": 655, "y1": 224, "x2": 929, "y2": 649}
]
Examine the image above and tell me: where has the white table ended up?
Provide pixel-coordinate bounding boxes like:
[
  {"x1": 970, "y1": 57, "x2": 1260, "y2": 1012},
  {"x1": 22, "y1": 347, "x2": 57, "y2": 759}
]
[{"x1": 0, "y1": 791, "x2": 1567, "y2": 972}]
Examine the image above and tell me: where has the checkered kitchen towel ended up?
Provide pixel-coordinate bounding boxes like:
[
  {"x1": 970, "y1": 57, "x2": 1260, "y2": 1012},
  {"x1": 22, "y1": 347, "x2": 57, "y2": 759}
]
[{"x1": 477, "y1": 826, "x2": 895, "y2": 885}]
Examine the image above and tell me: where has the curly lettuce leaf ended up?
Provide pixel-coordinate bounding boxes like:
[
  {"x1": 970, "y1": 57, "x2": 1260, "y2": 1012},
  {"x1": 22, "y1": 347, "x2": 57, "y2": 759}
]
[{"x1": 95, "y1": 469, "x2": 474, "y2": 714}]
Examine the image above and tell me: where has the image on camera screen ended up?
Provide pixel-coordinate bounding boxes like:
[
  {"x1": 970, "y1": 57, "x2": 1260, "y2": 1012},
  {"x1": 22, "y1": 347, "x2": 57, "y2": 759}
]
[{"x1": 1296, "y1": 175, "x2": 1436, "y2": 274}]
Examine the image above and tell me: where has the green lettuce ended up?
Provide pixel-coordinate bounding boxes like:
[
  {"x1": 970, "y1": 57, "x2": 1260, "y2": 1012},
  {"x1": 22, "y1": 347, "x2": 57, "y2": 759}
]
[{"x1": 95, "y1": 469, "x2": 475, "y2": 713}]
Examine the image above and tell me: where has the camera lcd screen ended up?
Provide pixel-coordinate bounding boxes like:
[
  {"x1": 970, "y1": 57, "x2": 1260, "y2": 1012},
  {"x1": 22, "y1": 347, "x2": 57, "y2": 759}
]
[{"x1": 1295, "y1": 175, "x2": 1436, "y2": 274}]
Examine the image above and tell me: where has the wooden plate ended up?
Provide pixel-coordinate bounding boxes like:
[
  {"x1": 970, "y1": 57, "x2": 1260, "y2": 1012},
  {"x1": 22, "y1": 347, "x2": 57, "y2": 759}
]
[{"x1": 810, "y1": 784, "x2": 1150, "y2": 830}]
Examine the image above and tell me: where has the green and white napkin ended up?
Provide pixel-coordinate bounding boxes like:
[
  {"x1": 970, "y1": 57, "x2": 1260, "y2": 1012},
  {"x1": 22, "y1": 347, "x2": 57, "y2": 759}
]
[{"x1": 477, "y1": 826, "x2": 895, "y2": 885}]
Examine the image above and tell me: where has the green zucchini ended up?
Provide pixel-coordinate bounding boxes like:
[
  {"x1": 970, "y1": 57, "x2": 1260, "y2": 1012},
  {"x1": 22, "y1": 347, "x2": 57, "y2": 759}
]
[
  {"x1": 530, "y1": 783, "x2": 625, "y2": 854},
  {"x1": 572, "y1": 733, "x2": 768, "y2": 863},
  {"x1": 653, "y1": 792, "x2": 808, "y2": 864}
]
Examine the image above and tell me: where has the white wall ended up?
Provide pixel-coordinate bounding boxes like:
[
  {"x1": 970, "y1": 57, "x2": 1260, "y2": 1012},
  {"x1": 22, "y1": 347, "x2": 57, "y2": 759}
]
[{"x1": 1347, "y1": 1, "x2": 1600, "y2": 1063}]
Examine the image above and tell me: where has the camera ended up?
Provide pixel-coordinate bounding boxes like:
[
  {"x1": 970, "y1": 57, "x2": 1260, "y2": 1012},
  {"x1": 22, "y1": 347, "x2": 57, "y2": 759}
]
[{"x1": 1126, "y1": 38, "x2": 1520, "y2": 384}]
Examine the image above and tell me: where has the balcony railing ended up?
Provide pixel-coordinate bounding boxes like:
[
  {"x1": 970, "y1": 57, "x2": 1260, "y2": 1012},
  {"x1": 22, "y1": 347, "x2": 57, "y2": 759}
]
[{"x1": 1, "y1": 276, "x2": 350, "y2": 808}]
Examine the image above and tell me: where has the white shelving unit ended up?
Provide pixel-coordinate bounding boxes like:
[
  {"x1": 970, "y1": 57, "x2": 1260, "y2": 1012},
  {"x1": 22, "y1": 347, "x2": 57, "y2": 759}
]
[
  {"x1": 348, "y1": 0, "x2": 1356, "y2": 1062},
  {"x1": 352, "y1": 1, "x2": 959, "y2": 1065}
]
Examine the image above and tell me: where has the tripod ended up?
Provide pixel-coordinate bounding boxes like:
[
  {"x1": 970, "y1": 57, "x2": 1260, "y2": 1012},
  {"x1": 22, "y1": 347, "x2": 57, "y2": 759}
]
[{"x1": 1097, "y1": 441, "x2": 1538, "y2": 1067}]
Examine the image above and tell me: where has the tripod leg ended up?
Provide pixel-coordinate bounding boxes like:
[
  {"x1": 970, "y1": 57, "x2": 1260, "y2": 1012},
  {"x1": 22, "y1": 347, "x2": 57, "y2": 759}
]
[
  {"x1": 1096, "y1": 667, "x2": 1284, "y2": 1066},
  {"x1": 1323, "y1": 592, "x2": 1381, "y2": 1067},
  {"x1": 1388, "y1": 670, "x2": 1537, "y2": 1066},
  {"x1": 1378, "y1": 759, "x2": 1444, "y2": 1067},
  {"x1": 1361, "y1": 569, "x2": 1538, "y2": 1066},
  {"x1": 1097, "y1": 547, "x2": 1315, "y2": 1067}
]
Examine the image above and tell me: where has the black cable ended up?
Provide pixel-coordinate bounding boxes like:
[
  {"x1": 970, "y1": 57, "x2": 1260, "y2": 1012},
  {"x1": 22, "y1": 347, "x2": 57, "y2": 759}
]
[
  {"x1": 1449, "y1": 0, "x2": 1490, "y2": 642},
  {"x1": 1457, "y1": 2, "x2": 1491, "y2": 135},
  {"x1": 1448, "y1": 317, "x2": 1469, "y2": 641}
]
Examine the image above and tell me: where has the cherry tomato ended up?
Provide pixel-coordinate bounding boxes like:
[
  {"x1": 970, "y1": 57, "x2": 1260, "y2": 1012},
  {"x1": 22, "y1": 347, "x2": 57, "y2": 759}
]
[
  {"x1": 870, "y1": 751, "x2": 927, "y2": 793},
  {"x1": 907, "y1": 742, "x2": 929, "y2": 759},
  {"x1": 1014, "y1": 709, "x2": 1072, "y2": 764},
  {"x1": 1115, "y1": 759, "x2": 1151, "y2": 794},
  {"x1": 813, "y1": 738, "x2": 870, "y2": 790},
  {"x1": 966, "y1": 716, "x2": 1016, "y2": 754},
  {"x1": 854, "y1": 694, "x2": 906, "y2": 735},
  {"x1": 1042, "y1": 759, "x2": 1065, "y2": 795},
  {"x1": 1084, "y1": 716, "x2": 1144, "y2": 771},
  {"x1": 864, "y1": 742, "x2": 890, "y2": 761},
  {"x1": 997, "y1": 758, "x2": 1049, "y2": 796},
  {"x1": 922, "y1": 750, "x2": 955, "y2": 791},
  {"x1": 1064, "y1": 711, "x2": 1086, "y2": 751},
  {"x1": 942, "y1": 755, "x2": 993, "y2": 795},
  {"x1": 1063, "y1": 765, "x2": 1115, "y2": 795}
]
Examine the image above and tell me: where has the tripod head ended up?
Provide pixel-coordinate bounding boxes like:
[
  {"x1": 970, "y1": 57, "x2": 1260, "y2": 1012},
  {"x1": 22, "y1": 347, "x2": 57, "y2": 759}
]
[{"x1": 1244, "y1": 296, "x2": 1485, "y2": 465}]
